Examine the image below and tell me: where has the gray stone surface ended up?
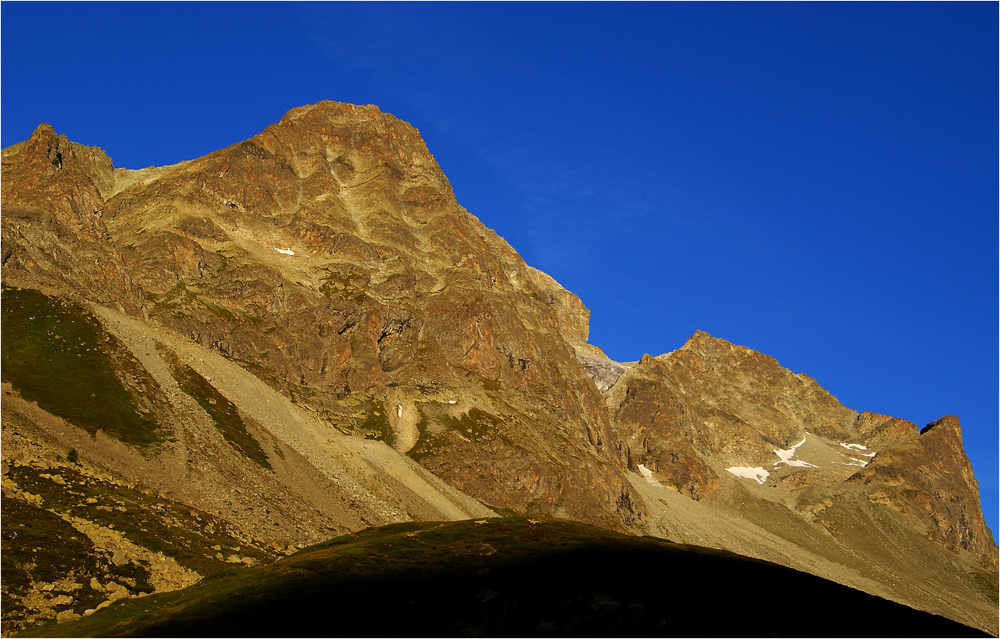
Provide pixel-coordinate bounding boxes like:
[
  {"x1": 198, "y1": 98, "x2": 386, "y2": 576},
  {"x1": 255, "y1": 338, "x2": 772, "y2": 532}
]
[{"x1": 576, "y1": 354, "x2": 630, "y2": 393}]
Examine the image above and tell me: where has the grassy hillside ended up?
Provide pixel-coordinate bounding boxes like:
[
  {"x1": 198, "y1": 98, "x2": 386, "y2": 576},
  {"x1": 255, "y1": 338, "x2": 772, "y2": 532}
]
[
  {"x1": 1, "y1": 286, "x2": 167, "y2": 448},
  {"x1": 24, "y1": 518, "x2": 985, "y2": 637}
]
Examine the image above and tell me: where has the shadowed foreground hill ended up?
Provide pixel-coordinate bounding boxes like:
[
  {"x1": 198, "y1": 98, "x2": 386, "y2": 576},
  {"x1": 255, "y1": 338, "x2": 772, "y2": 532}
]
[{"x1": 25, "y1": 518, "x2": 985, "y2": 638}]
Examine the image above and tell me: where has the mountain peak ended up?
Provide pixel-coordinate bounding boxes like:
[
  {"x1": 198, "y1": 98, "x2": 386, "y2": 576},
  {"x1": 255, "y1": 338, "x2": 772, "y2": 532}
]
[
  {"x1": 920, "y1": 413, "x2": 961, "y2": 437},
  {"x1": 279, "y1": 99, "x2": 383, "y2": 123},
  {"x1": 850, "y1": 413, "x2": 996, "y2": 567},
  {"x1": 29, "y1": 121, "x2": 56, "y2": 139},
  {"x1": 2, "y1": 102, "x2": 996, "y2": 635}
]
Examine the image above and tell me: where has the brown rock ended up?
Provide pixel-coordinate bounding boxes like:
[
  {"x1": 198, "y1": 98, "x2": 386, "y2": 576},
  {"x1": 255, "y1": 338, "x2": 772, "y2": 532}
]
[
  {"x1": 608, "y1": 370, "x2": 719, "y2": 499},
  {"x1": 851, "y1": 411, "x2": 919, "y2": 450},
  {"x1": 55, "y1": 610, "x2": 80, "y2": 624},
  {"x1": 1, "y1": 124, "x2": 139, "y2": 314},
  {"x1": 3, "y1": 102, "x2": 644, "y2": 531},
  {"x1": 848, "y1": 415, "x2": 998, "y2": 567},
  {"x1": 606, "y1": 331, "x2": 859, "y2": 489}
]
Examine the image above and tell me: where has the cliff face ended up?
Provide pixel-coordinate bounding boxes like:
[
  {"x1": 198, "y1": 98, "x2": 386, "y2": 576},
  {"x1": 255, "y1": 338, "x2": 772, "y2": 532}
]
[
  {"x1": 608, "y1": 332, "x2": 995, "y2": 563},
  {"x1": 2, "y1": 102, "x2": 996, "y2": 634},
  {"x1": 1, "y1": 124, "x2": 139, "y2": 314},
  {"x1": 604, "y1": 331, "x2": 997, "y2": 633},
  {"x1": 848, "y1": 415, "x2": 998, "y2": 564},
  {"x1": 605, "y1": 331, "x2": 861, "y2": 498},
  {"x1": 2, "y1": 102, "x2": 642, "y2": 534},
  {"x1": 606, "y1": 331, "x2": 909, "y2": 491}
]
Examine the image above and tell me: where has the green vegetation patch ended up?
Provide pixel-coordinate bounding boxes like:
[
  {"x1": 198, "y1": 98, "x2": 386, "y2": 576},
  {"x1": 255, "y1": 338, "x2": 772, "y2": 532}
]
[
  {"x1": 1, "y1": 462, "x2": 271, "y2": 636},
  {"x1": 407, "y1": 405, "x2": 507, "y2": 462},
  {"x1": 1, "y1": 287, "x2": 167, "y2": 448},
  {"x1": 146, "y1": 281, "x2": 247, "y2": 328},
  {"x1": 969, "y1": 570, "x2": 999, "y2": 605},
  {"x1": 1, "y1": 496, "x2": 116, "y2": 634},
  {"x1": 358, "y1": 396, "x2": 394, "y2": 447},
  {"x1": 406, "y1": 410, "x2": 441, "y2": 462},
  {"x1": 145, "y1": 281, "x2": 194, "y2": 315},
  {"x1": 440, "y1": 407, "x2": 502, "y2": 441},
  {"x1": 319, "y1": 270, "x2": 367, "y2": 298},
  {"x1": 161, "y1": 351, "x2": 271, "y2": 470}
]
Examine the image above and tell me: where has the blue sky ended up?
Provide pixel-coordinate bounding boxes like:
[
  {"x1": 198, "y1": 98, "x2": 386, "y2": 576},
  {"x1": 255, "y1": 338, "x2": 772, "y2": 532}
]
[{"x1": 3, "y1": 2, "x2": 996, "y2": 535}]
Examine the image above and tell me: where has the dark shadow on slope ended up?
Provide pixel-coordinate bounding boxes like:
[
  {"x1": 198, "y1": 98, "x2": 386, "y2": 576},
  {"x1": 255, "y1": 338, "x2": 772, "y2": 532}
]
[{"x1": 25, "y1": 518, "x2": 987, "y2": 638}]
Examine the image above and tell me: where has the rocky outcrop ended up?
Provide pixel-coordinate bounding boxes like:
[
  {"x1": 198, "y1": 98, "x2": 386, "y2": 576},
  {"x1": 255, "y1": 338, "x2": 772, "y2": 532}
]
[
  {"x1": 607, "y1": 330, "x2": 994, "y2": 541},
  {"x1": 2, "y1": 103, "x2": 644, "y2": 533},
  {"x1": 576, "y1": 354, "x2": 629, "y2": 393},
  {"x1": 602, "y1": 333, "x2": 997, "y2": 633},
  {"x1": 848, "y1": 415, "x2": 998, "y2": 567},
  {"x1": 606, "y1": 332, "x2": 860, "y2": 487},
  {"x1": 0, "y1": 124, "x2": 139, "y2": 314},
  {"x1": 851, "y1": 411, "x2": 920, "y2": 450},
  {"x1": 604, "y1": 354, "x2": 719, "y2": 499}
]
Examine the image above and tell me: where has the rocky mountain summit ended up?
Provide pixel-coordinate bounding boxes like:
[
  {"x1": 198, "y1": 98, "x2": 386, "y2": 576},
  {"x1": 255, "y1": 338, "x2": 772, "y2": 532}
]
[{"x1": 2, "y1": 101, "x2": 996, "y2": 635}]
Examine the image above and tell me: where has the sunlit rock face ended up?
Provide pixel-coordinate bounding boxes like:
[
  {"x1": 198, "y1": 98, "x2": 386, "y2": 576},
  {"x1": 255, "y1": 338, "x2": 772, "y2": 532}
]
[
  {"x1": 604, "y1": 331, "x2": 862, "y2": 496},
  {"x1": 848, "y1": 415, "x2": 999, "y2": 564},
  {"x1": 1, "y1": 124, "x2": 139, "y2": 314},
  {"x1": 2, "y1": 101, "x2": 996, "y2": 635},
  {"x1": 605, "y1": 331, "x2": 996, "y2": 568},
  {"x1": 600, "y1": 330, "x2": 997, "y2": 633},
  {"x1": 1, "y1": 101, "x2": 644, "y2": 533}
]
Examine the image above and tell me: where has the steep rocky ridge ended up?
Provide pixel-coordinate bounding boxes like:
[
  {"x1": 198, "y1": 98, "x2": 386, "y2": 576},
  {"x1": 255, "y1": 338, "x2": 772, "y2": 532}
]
[
  {"x1": 604, "y1": 331, "x2": 995, "y2": 566},
  {"x1": 848, "y1": 415, "x2": 997, "y2": 563},
  {"x1": 2, "y1": 104, "x2": 640, "y2": 533},
  {"x1": 604, "y1": 331, "x2": 997, "y2": 632},
  {"x1": 2, "y1": 102, "x2": 996, "y2": 635},
  {"x1": 1, "y1": 125, "x2": 139, "y2": 316},
  {"x1": 110, "y1": 102, "x2": 637, "y2": 530}
]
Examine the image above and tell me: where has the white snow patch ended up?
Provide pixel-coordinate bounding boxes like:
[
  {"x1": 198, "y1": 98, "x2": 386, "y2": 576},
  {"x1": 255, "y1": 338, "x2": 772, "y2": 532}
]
[
  {"x1": 272, "y1": 247, "x2": 294, "y2": 256},
  {"x1": 840, "y1": 443, "x2": 876, "y2": 457},
  {"x1": 726, "y1": 466, "x2": 770, "y2": 484},
  {"x1": 782, "y1": 459, "x2": 817, "y2": 468},
  {"x1": 773, "y1": 437, "x2": 817, "y2": 468},
  {"x1": 637, "y1": 464, "x2": 662, "y2": 487},
  {"x1": 839, "y1": 443, "x2": 875, "y2": 466}
]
